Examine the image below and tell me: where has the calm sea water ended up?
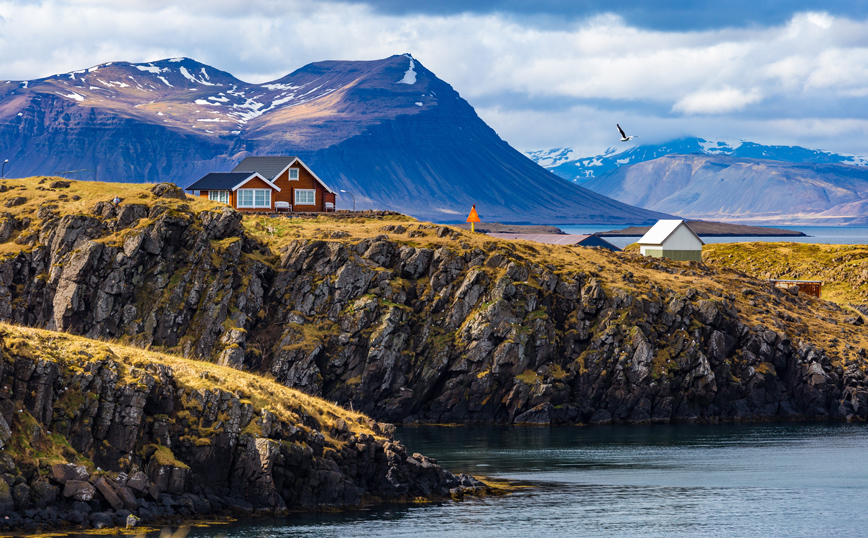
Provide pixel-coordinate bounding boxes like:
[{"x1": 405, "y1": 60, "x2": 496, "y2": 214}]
[
  {"x1": 559, "y1": 225, "x2": 868, "y2": 249},
  {"x1": 163, "y1": 423, "x2": 868, "y2": 538}
]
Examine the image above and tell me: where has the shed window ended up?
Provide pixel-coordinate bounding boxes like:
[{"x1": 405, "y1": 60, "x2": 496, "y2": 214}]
[
  {"x1": 288, "y1": 168, "x2": 299, "y2": 181},
  {"x1": 238, "y1": 189, "x2": 271, "y2": 208},
  {"x1": 295, "y1": 189, "x2": 315, "y2": 205},
  {"x1": 208, "y1": 190, "x2": 230, "y2": 204}
]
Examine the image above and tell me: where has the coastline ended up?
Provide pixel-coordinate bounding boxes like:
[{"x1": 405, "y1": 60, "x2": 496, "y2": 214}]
[
  {"x1": 452, "y1": 220, "x2": 810, "y2": 237},
  {"x1": 595, "y1": 220, "x2": 807, "y2": 237}
]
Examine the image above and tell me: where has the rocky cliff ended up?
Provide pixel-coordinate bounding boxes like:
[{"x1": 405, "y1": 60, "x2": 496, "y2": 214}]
[
  {"x1": 0, "y1": 322, "x2": 487, "y2": 532},
  {"x1": 1, "y1": 179, "x2": 867, "y2": 433}
]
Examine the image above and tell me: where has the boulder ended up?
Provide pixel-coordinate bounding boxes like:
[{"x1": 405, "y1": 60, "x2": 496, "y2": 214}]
[
  {"x1": 94, "y1": 477, "x2": 123, "y2": 511},
  {"x1": 62, "y1": 480, "x2": 96, "y2": 502},
  {"x1": 90, "y1": 511, "x2": 114, "y2": 529},
  {"x1": 513, "y1": 403, "x2": 553, "y2": 425},
  {"x1": 50, "y1": 463, "x2": 89, "y2": 485},
  {"x1": 150, "y1": 183, "x2": 187, "y2": 200}
]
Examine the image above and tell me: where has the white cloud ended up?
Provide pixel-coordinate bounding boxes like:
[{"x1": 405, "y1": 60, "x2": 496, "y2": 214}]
[
  {"x1": 672, "y1": 87, "x2": 763, "y2": 115},
  {"x1": 0, "y1": 2, "x2": 867, "y2": 155}
]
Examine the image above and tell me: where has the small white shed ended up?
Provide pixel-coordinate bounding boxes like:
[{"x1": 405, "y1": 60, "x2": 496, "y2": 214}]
[{"x1": 637, "y1": 219, "x2": 704, "y2": 261}]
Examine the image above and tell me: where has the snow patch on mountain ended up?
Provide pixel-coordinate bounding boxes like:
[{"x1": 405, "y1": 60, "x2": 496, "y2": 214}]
[
  {"x1": 398, "y1": 57, "x2": 417, "y2": 85},
  {"x1": 135, "y1": 64, "x2": 166, "y2": 74},
  {"x1": 527, "y1": 137, "x2": 868, "y2": 184},
  {"x1": 263, "y1": 83, "x2": 301, "y2": 91},
  {"x1": 57, "y1": 91, "x2": 84, "y2": 102},
  {"x1": 179, "y1": 66, "x2": 217, "y2": 86}
]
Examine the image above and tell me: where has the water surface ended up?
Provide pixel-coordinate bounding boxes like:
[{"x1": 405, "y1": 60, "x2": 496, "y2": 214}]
[
  {"x1": 560, "y1": 225, "x2": 868, "y2": 249},
  {"x1": 172, "y1": 423, "x2": 868, "y2": 538}
]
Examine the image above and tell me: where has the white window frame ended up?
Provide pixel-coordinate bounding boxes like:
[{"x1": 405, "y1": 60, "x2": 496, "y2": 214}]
[
  {"x1": 237, "y1": 188, "x2": 272, "y2": 208},
  {"x1": 208, "y1": 190, "x2": 230, "y2": 204},
  {"x1": 288, "y1": 168, "x2": 300, "y2": 181},
  {"x1": 295, "y1": 189, "x2": 316, "y2": 206}
]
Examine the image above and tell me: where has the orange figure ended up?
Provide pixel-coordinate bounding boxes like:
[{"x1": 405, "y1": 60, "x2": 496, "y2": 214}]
[{"x1": 466, "y1": 204, "x2": 481, "y2": 232}]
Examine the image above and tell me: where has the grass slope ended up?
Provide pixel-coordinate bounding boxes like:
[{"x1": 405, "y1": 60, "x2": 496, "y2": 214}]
[
  {"x1": 1, "y1": 177, "x2": 866, "y2": 378},
  {"x1": 1, "y1": 320, "x2": 380, "y2": 472},
  {"x1": 703, "y1": 242, "x2": 868, "y2": 306}
]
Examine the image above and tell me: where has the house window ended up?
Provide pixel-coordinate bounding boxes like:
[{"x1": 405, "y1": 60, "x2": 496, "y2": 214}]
[
  {"x1": 237, "y1": 189, "x2": 271, "y2": 208},
  {"x1": 288, "y1": 168, "x2": 299, "y2": 181},
  {"x1": 208, "y1": 190, "x2": 230, "y2": 204},
  {"x1": 295, "y1": 189, "x2": 315, "y2": 205}
]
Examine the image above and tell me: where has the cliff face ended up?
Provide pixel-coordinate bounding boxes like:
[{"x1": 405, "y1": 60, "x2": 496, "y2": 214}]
[
  {"x1": 0, "y1": 323, "x2": 486, "y2": 531},
  {"x1": 1, "y1": 180, "x2": 867, "y2": 431}
]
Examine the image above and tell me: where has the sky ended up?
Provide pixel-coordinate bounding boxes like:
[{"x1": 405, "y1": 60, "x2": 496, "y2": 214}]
[{"x1": 2, "y1": 0, "x2": 868, "y2": 157}]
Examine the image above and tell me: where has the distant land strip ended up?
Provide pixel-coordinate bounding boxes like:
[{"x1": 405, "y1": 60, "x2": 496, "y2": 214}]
[
  {"x1": 454, "y1": 222, "x2": 565, "y2": 234},
  {"x1": 597, "y1": 220, "x2": 807, "y2": 237}
]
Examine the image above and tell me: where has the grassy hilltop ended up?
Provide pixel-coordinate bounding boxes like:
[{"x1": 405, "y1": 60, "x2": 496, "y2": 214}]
[
  {"x1": 704, "y1": 242, "x2": 868, "y2": 306},
  {"x1": 0, "y1": 176, "x2": 867, "y2": 430}
]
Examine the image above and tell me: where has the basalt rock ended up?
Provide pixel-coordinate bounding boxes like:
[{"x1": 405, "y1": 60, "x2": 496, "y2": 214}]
[
  {"x1": 0, "y1": 198, "x2": 867, "y2": 433},
  {"x1": 0, "y1": 331, "x2": 487, "y2": 532}
]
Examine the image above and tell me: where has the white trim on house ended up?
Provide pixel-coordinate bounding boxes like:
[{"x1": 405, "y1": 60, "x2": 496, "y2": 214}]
[
  {"x1": 230, "y1": 172, "x2": 281, "y2": 192},
  {"x1": 638, "y1": 220, "x2": 704, "y2": 246},
  {"x1": 208, "y1": 190, "x2": 230, "y2": 204},
  {"x1": 288, "y1": 168, "x2": 299, "y2": 181},
  {"x1": 278, "y1": 158, "x2": 337, "y2": 194},
  {"x1": 237, "y1": 188, "x2": 272, "y2": 208},
  {"x1": 295, "y1": 189, "x2": 316, "y2": 205}
]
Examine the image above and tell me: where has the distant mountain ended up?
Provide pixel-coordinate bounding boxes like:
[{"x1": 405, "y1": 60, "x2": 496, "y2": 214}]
[
  {"x1": 0, "y1": 55, "x2": 668, "y2": 225},
  {"x1": 527, "y1": 137, "x2": 868, "y2": 183},
  {"x1": 582, "y1": 154, "x2": 868, "y2": 226}
]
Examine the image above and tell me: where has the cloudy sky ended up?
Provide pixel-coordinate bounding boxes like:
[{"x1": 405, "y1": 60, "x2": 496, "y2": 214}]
[{"x1": 2, "y1": 0, "x2": 868, "y2": 157}]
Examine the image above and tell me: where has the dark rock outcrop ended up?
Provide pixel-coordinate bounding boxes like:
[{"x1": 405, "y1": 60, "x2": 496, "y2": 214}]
[
  {"x1": 0, "y1": 194, "x2": 866, "y2": 433},
  {"x1": 0, "y1": 330, "x2": 487, "y2": 532}
]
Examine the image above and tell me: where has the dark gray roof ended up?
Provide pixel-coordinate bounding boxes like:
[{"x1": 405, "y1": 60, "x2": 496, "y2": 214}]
[
  {"x1": 232, "y1": 156, "x2": 298, "y2": 180},
  {"x1": 186, "y1": 172, "x2": 255, "y2": 191},
  {"x1": 486, "y1": 233, "x2": 621, "y2": 251}
]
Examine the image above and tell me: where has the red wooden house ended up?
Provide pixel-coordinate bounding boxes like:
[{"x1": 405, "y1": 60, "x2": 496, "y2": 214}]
[{"x1": 186, "y1": 156, "x2": 337, "y2": 212}]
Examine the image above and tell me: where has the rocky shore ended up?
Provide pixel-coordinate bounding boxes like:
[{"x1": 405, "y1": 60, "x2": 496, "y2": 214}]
[{"x1": 0, "y1": 325, "x2": 488, "y2": 533}]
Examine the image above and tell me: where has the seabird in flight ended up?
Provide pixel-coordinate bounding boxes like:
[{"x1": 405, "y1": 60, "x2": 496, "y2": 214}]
[{"x1": 617, "y1": 124, "x2": 636, "y2": 142}]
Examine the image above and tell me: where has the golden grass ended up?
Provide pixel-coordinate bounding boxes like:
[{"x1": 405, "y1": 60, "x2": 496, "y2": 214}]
[
  {"x1": 704, "y1": 242, "x2": 868, "y2": 305},
  {"x1": 2, "y1": 177, "x2": 866, "y2": 385},
  {"x1": 0, "y1": 322, "x2": 380, "y2": 441},
  {"x1": 0, "y1": 176, "x2": 223, "y2": 257}
]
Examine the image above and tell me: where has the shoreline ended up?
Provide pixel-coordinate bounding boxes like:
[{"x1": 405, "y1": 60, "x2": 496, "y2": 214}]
[{"x1": 453, "y1": 220, "x2": 809, "y2": 237}]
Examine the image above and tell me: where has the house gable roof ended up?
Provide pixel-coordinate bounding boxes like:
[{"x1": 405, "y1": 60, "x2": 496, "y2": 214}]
[
  {"x1": 232, "y1": 156, "x2": 336, "y2": 194},
  {"x1": 232, "y1": 157, "x2": 297, "y2": 180},
  {"x1": 637, "y1": 219, "x2": 704, "y2": 246},
  {"x1": 486, "y1": 233, "x2": 621, "y2": 251},
  {"x1": 186, "y1": 172, "x2": 280, "y2": 192}
]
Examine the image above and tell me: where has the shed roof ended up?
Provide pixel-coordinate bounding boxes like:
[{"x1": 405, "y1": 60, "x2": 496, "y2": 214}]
[
  {"x1": 187, "y1": 173, "x2": 256, "y2": 191},
  {"x1": 637, "y1": 219, "x2": 704, "y2": 246},
  {"x1": 486, "y1": 233, "x2": 620, "y2": 250},
  {"x1": 185, "y1": 172, "x2": 279, "y2": 192},
  {"x1": 232, "y1": 157, "x2": 298, "y2": 180}
]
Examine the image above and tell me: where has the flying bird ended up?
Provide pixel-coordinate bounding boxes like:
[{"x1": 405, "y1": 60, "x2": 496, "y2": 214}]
[{"x1": 617, "y1": 124, "x2": 636, "y2": 142}]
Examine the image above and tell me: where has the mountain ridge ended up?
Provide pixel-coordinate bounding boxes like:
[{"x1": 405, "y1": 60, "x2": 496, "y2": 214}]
[
  {"x1": 526, "y1": 137, "x2": 868, "y2": 183},
  {"x1": 581, "y1": 153, "x2": 868, "y2": 225},
  {"x1": 0, "y1": 55, "x2": 666, "y2": 225}
]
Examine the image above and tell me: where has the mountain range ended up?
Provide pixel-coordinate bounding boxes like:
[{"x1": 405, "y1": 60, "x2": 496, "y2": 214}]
[
  {"x1": 0, "y1": 55, "x2": 666, "y2": 225},
  {"x1": 527, "y1": 138, "x2": 868, "y2": 225},
  {"x1": 527, "y1": 137, "x2": 868, "y2": 183}
]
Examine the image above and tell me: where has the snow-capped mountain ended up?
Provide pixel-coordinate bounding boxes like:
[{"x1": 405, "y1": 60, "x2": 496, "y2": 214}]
[
  {"x1": 527, "y1": 137, "x2": 868, "y2": 183},
  {"x1": 0, "y1": 55, "x2": 668, "y2": 225}
]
